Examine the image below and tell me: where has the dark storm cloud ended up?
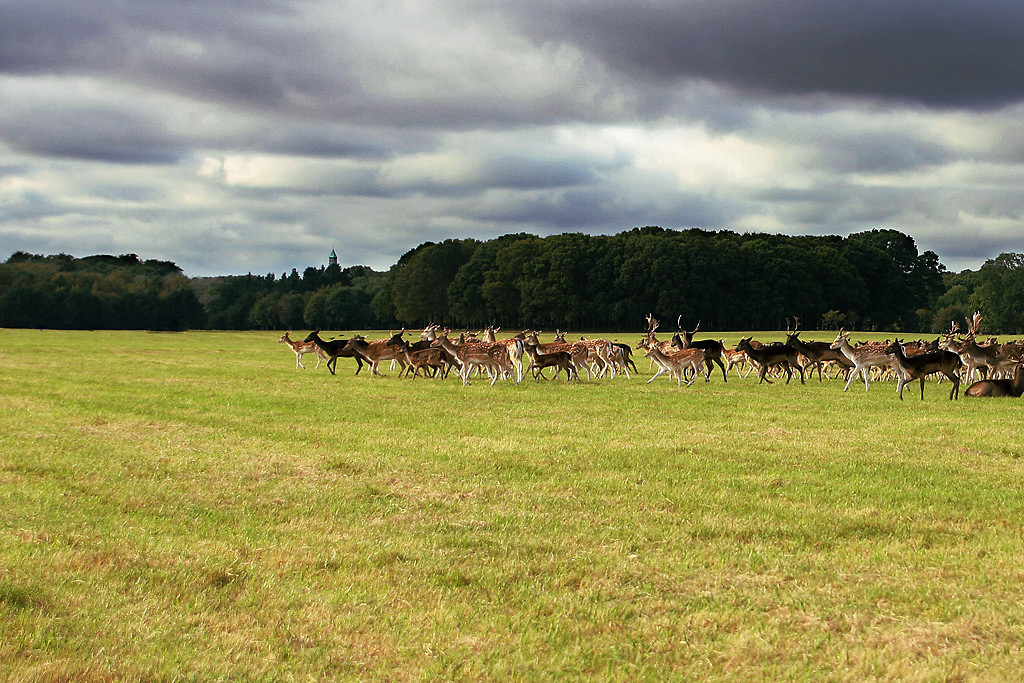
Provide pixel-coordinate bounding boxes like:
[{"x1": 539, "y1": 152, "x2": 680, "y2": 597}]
[
  {"x1": 511, "y1": 0, "x2": 1024, "y2": 109},
  {"x1": 2, "y1": 0, "x2": 1022, "y2": 276}
]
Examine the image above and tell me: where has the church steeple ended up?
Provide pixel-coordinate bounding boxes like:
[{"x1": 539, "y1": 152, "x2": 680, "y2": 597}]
[{"x1": 328, "y1": 248, "x2": 338, "y2": 267}]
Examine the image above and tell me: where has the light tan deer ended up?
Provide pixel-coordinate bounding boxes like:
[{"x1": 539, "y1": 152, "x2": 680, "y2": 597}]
[
  {"x1": 830, "y1": 330, "x2": 897, "y2": 392},
  {"x1": 278, "y1": 331, "x2": 327, "y2": 369}
]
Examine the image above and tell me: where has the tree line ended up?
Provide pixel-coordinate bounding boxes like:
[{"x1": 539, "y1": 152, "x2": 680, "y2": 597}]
[{"x1": 2, "y1": 228, "x2": 1024, "y2": 334}]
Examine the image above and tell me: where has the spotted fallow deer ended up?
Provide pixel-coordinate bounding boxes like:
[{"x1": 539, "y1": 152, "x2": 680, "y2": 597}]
[
  {"x1": 674, "y1": 318, "x2": 728, "y2": 382},
  {"x1": 829, "y1": 330, "x2": 896, "y2": 392},
  {"x1": 643, "y1": 346, "x2": 706, "y2": 386},
  {"x1": 430, "y1": 331, "x2": 514, "y2": 386},
  {"x1": 278, "y1": 331, "x2": 327, "y2": 369}
]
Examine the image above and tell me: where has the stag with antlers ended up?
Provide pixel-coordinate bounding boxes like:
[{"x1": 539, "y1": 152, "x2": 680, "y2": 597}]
[
  {"x1": 673, "y1": 318, "x2": 728, "y2": 382},
  {"x1": 784, "y1": 317, "x2": 853, "y2": 381}
]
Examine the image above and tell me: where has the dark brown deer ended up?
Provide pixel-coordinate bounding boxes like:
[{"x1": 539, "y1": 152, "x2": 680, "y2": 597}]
[
  {"x1": 966, "y1": 363, "x2": 1024, "y2": 397},
  {"x1": 674, "y1": 319, "x2": 728, "y2": 382},
  {"x1": 389, "y1": 338, "x2": 448, "y2": 379},
  {"x1": 341, "y1": 331, "x2": 408, "y2": 377},
  {"x1": 523, "y1": 342, "x2": 578, "y2": 381},
  {"x1": 736, "y1": 337, "x2": 805, "y2": 384},
  {"x1": 784, "y1": 317, "x2": 853, "y2": 381},
  {"x1": 884, "y1": 339, "x2": 962, "y2": 400},
  {"x1": 303, "y1": 330, "x2": 365, "y2": 375}
]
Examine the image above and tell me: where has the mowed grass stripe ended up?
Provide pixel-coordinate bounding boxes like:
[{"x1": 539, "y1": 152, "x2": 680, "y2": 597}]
[{"x1": 2, "y1": 328, "x2": 1024, "y2": 680}]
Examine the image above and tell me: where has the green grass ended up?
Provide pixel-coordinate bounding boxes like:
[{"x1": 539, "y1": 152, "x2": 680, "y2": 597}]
[{"x1": 2, "y1": 328, "x2": 1023, "y2": 681}]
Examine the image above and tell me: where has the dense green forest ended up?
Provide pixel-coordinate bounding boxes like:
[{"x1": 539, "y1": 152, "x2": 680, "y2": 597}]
[{"x1": 2, "y1": 228, "x2": 1023, "y2": 333}]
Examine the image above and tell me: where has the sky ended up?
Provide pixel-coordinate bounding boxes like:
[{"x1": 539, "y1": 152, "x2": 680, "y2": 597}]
[{"x1": 2, "y1": 0, "x2": 1024, "y2": 277}]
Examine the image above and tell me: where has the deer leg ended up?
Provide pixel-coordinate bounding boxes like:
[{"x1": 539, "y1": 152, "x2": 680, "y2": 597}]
[
  {"x1": 948, "y1": 372, "x2": 960, "y2": 400},
  {"x1": 713, "y1": 357, "x2": 727, "y2": 382}
]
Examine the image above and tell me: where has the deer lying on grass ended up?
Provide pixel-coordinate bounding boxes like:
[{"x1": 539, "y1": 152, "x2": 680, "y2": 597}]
[
  {"x1": 278, "y1": 331, "x2": 327, "y2": 369},
  {"x1": 884, "y1": 339, "x2": 962, "y2": 400},
  {"x1": 736, "y1": 337, "x2": 805, "y2": 384},
  {"x1": 303, "y1": 330, "x2": 365, "y2": 375},
  {"x1": 966, "y1": 363, "x2": 1024, "y2": 397}
]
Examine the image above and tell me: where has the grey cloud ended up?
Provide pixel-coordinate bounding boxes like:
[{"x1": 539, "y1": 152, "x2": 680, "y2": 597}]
[
  {"x1": 510, "y1": 0, "x2": 1024, "y2": 110},
  {"x1": 2, "y1": 104, "x2": 183, "y2": 164}
]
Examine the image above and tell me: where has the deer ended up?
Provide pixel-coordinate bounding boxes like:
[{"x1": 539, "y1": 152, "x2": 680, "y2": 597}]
[
  {"x1": 638, "y1": 315, "x2": 679, "y2": 372},
  {"x1": 736, "y1": 337, "x2": 805, "y2": 384},
  {"x1": 829, "y1": 330, "x2": 898, "y2": 392},
  {"x1": 302, "y1": 330, "x2": 365, "y2": 375},
  {"x1": 884, "y1": 339, "x2": 962, "y2": 400},
  {"x1": 611, "y1": 342, "x2": 638, "y2": 375},
  {"x1": 524, "y1": 331, "x2": 593, "y2": 380},
  {"x1": 278, "y1": 331, "x2": 327, "y2": 370},
  {"x1": 604, "y1": 343, "x2": 634, "y2": 379},
  {"x1": 341, "y1": 331, "x2": 409, "y2": 377},
  {"x1": 482, "y1": 325, "x2": 527, "y2": 383},
  {"x1": 784, "y1": 317, "x2": 853, "y2": 382},
  {"x1": 643, "y1": 346, "x2": 706, "y2": 386},
  {"x1": 965, "y1": 363, "x2": 1024, "y2": 397},
  {"x1": 721, "y1": 345, "x2": 754, "y2": 378},
  {"x1": 394, "y1": 338, "x2": 448, "y2": 379},
  {"x1": 430, "y1": 331, "x2": 514, "y2": 386},
  {"x1": 576, "y1": 336, "x2": 618, "y2": 378},
  {"x1": 674, "y1": 318, "x2": 728, "y2": 382},
  {"x1": 523, "y1": 341, "x2": 578, "y2": 381}
]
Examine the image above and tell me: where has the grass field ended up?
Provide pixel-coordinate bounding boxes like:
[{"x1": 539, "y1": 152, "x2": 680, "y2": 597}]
[{"x1": 2, "y1": 328, "x2": 1023, "y2": 681}]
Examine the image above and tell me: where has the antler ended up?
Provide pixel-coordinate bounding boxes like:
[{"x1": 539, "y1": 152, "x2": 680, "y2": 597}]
[
  {"x1": 966, "y1": 311, "x2": 983, "y2": 338},
  {"x1": 690, "y1": 320, "x2": 700, "y2": 335}
]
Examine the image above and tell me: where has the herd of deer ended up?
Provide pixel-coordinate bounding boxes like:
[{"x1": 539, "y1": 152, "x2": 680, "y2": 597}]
[{"x1": 277, "y1": 311, "x2": 1024, "y2": 399}]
